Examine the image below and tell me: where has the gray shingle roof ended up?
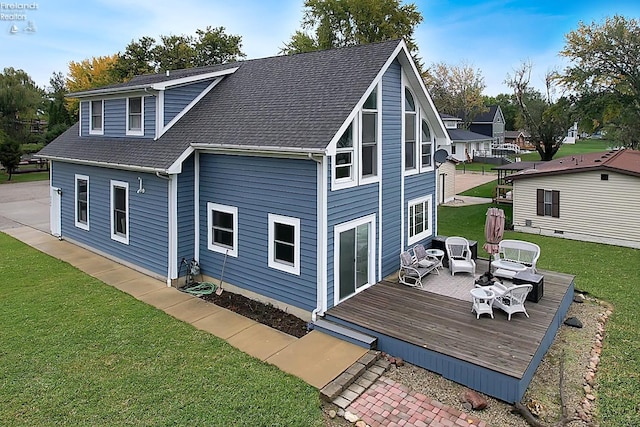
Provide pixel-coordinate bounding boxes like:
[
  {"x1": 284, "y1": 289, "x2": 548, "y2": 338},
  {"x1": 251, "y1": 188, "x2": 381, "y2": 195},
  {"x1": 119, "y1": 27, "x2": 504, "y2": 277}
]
[
  {"x1": 473, "y1": 105, "x2": 499, "y2": 123},
  {"x1": 39, "y1": 40, "x2": 403, "y2": 171},
  {"x1": 447, "y1": 128, "x2": 493, "y2": 142}
]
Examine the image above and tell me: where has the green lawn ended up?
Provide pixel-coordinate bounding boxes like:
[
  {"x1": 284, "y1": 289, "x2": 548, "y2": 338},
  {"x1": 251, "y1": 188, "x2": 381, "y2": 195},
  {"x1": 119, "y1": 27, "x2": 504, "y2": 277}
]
[
  {"x1": 0, "y1": 233, "x2": 323, "y2": 427},
  {"x1": 438, "y1": 203, "x2": 640, "y2": 426},
  {"x1": 0, "y1": 170, "x2": 49, "y2": 184}
]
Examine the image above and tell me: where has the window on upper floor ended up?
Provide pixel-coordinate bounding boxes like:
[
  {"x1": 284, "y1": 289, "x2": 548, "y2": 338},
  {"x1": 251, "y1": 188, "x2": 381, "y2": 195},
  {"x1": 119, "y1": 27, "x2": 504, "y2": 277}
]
[
  {"x1": 361, "y1": 87, "x2": 378, "y2": 179},
  {"x1": 332, "y1": 84, "x2": 380, "y2": 190},
  {"x1": 407, "y1": 195, "x2": 433, "y2": 245},
  {"x1": 404, "y1": 88, "x2": 417, "y2": 171},
  {"x1": 537, "y1": 189, "x2": 559, "y2": 218},
  {"x1": 127, "y1": 97, "x2": 143, "y2": 136},
  {"x1": 110, "y1": 180, "x2": 129, "y2": 244},
  {"x1": 90, "y1": 100, "x2": 104, "y2": 135},
  {"x1": 420, "y1": 119, "x2": 433, "y2": 169},
  {"x1": 207, "y1": 203, "x2": 238, "y2": 257},
  {"x1": 268, "y1": 214, "x2": 300, "y2": 275},
  {"x1": 75, "y1": 174, "x2": 89, "y2": 230}
]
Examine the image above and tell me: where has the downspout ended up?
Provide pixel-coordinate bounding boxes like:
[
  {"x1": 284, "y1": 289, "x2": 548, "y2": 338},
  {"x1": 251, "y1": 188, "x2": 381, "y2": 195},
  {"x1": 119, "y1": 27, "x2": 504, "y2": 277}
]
[{"x1": 308, "y1": 153, "x2": 325, "y2": 322}]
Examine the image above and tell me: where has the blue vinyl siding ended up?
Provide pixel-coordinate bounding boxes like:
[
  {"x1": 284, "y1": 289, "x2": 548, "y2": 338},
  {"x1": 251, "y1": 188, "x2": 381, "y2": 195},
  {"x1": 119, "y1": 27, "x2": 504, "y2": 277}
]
[
  {"x1": 380, "y1": 60, "x2": 402, "y2": 277},
  {"x1": 144, "y1": 96, "x2": 156, "y2": 138},
  {"x1": 164, "y1": 80, "x2": 212, "y2": 126},
  {"x1": 177, "y1": 154, "x2": 195, "y2": 264},
  {"x1": 80, "y1": 101, "x2": 88, "y2": 136},
  {"x1": 104, "y1": 99, "x2": 125, "y2": 136},
  {"x1": 198, "y1": 154, "x2": 318, "y2": 312},
  {"x1": 51, "y1": 161, "x2": 169, "y2": 277}
]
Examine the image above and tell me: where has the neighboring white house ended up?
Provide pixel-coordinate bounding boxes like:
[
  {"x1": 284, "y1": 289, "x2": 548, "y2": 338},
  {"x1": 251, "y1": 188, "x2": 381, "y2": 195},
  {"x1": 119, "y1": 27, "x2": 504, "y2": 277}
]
[
  {"x1": 439, "y1": 114, "x2": 492, "y2": 162},
  {"x1": 509, "y1": 149, "x2": 640, "y2": 249}
]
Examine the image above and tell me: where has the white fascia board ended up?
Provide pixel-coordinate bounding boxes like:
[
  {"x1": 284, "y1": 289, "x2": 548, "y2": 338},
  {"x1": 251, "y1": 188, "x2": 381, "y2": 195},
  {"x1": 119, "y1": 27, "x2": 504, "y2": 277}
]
[
  {"x1": 158, "y1": 77, "x2": 223, "y2": 139},
  {"x1": 37, "y1": 156, "x2": 166, "y2": 174},
  {"x1": 190, "y1": 143, "x2": 326, "y2": 156},
  {"x1": 69, "y1": 87, "x2": 159, "y2": 99},
  {"x1": 166, "y1": 146, "x2": 195, "y2": 174},
  {"x1": 151, "y1": 67, "x2": 239, "y2": 90},
  {"x1": 395, "y1": 43, "x2": 450, "y2": 143}
]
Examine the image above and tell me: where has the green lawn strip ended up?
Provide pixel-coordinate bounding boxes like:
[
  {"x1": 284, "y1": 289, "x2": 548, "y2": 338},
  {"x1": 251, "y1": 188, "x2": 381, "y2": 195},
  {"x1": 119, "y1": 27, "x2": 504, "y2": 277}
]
[
  {"x1": 0, "y1": 234, "x2": 323, "y2": 427},
  {"x1": 0, "y1": 170, "x2": 49, "y2": 184},
  {"x1": 438, "y1": 203, "x2": 640, "y2": 426},
  {"x1": 458, "y1": 179, "x2": 497, "y2": 198}
]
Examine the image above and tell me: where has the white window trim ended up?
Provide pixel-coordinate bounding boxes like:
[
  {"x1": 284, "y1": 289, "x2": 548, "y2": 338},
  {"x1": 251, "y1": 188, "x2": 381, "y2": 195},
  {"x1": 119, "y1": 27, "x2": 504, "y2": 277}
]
[
  {"x1": 110, "y1": 180, "x2": 129, "y2": 245},
  {"x1": 268, "y1": 213, "x2": 300, "y2": 275},
  {"x1": 407, "y1": 195, "x2": 433, "y2": 246},
  {"x1": 332, "y1": 83, "x2": 381, "y2": 190},
  {"x1": 126, "y1": 96, "x2": 144, "y2": 136},
  {"x1": 419, "y1": 115, "x2": 435, "y2": 173},
  {"x1": 403, "y1": 86, "x2": 419, "y2": 176},
  {"x1": 360, "y1": 84, "x2": 381, "y2": 185},
  {"x1": 89, "y1": 100, "x2": 104, "y2": 135},
  {"x1": 207, "y1": 202, "x2": 238, "y2": 257},
  {"x1": 74, "y1": 174, "x2": 89, "y2": 230}
]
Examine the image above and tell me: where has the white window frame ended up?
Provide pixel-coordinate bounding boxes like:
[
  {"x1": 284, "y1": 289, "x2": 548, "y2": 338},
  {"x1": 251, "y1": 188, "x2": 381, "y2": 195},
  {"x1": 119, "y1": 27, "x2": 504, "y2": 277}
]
[
  {"x1": 419, "y1": 116, "x2": 434, "y2": 173},
  {"x1": 126, "y1": 96, "x2": 144, "y2": 136},
  {"x1": 268, "y1": 213, "x2": 300, "y2": 275},
  {"x1": 332, "y1": 83, "x2": 381, "y2": 190},
  {"x1": 334, "y1": 121, "x2": 357, "y2": 188},
  {"x1": 404, "y1": 87, "x2": 418, "y2": 174},
  {"x1": 74, "y1": 174, "x2": 89, "y2": 230},
  {"x1": 89, "y1": 100, "x2": 104, "y2": 135},
  {"x1": 207, "y1": 202, "x2": 238, "y2": 257},
  {"x1": 110, "y1": 180, "x2": 129, "y2": 245},
  {"x1": 407, "y1": 195, "x2": 433, "y2": 246}
]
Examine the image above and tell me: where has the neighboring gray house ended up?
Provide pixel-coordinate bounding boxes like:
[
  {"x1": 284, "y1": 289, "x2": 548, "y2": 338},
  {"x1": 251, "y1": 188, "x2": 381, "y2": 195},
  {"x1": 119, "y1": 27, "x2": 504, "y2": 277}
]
[
  {"x1": 439, "y1": 113, "x2": 492, "y2": 162},
  {"x1": 469, "y1": 105, "x2": 505, "y2": 146},
  {"x1": 37, "y1": 39, "x2": 450, "y2": 321}
]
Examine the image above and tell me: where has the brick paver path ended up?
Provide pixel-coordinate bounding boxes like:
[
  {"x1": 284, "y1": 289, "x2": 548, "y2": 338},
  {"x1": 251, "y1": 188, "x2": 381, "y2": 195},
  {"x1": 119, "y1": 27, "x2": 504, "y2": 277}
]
[{"x1": 347, "y1": 377, "x2": 487, "y2": 427}]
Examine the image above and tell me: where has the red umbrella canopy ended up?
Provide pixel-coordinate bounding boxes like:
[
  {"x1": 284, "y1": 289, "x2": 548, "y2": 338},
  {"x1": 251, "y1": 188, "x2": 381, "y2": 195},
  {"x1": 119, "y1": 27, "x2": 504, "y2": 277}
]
[{"x1": 483, "y1": 207, "x2": 505, "y2": 255}]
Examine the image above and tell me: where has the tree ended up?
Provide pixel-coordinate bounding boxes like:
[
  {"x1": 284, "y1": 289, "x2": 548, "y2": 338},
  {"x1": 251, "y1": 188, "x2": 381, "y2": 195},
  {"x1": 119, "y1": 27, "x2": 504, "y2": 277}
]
[
  {"x1": 0, "y1": 68, "x2": 45, "y2": 141},
  {"x1": 281, "y1": 0, "x2": 423, "y2": 65},
  {"x1": 506, "y1": 62, "x2": 574, "y2": 161},
  {"x1": 66, "y1": 55, "x2": 121, "y2": 119},
  {"x1": 558, "y1": 15, "x2": 640, "y2": 149},
  {"x1": 111, "y1": 27, "x2": 245, "y2": 81},
  {"x1": 423, "y1": 62, "x2": 486, "y2": 128},
  {"x1": 0, "y1": 131, "x2": 22, "y2": 181},
  {"x1": 47, "y1": 72, "x2": 72, "y2": 130}
]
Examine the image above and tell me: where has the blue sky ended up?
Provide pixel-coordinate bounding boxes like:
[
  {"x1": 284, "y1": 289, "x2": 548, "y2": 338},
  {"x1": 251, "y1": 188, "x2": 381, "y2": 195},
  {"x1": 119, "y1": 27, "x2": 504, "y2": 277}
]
[{"x1": 1, "y1": 0, "x2": 638, "y2": 95}]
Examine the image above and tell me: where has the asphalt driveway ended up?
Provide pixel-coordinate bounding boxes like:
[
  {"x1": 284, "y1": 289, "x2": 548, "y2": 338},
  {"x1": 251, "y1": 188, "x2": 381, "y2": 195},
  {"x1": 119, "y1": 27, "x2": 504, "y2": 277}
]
[{"x1": 0, "y1": 180, "x2": 50, "y2": 232}]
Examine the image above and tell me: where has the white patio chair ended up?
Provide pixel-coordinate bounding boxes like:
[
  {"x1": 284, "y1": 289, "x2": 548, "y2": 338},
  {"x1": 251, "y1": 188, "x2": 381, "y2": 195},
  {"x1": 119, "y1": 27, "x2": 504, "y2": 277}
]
[
  {"x1": 488, "y1": 283, "x2": 533, "y2": 320},
  {"x1": 444, "y1": 236, "x2": 476, "y2": 276}
]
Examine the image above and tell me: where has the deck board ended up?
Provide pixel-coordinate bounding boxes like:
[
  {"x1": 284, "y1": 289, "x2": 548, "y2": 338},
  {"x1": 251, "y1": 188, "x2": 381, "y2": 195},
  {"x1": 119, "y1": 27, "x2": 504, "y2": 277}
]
[{"x1": 325, "y1": 260, "x2": 575, "y2": 380}]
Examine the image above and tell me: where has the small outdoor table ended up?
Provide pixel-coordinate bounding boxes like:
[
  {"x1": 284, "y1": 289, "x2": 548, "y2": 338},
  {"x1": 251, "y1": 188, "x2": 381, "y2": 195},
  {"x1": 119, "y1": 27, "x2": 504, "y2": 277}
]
[
  {"x1": 470, "y1": 288, "x2": 495, "y2": 319},
  {"x1": 424, "y1": 248, "x2": 445, "y2": 273}
]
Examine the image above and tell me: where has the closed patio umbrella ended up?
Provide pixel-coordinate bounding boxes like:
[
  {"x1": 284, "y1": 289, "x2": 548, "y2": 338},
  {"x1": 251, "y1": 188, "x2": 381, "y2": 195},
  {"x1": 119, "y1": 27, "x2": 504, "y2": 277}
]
[{"x1": 483, "y1": 207, "x2": 505, "y2": 275}]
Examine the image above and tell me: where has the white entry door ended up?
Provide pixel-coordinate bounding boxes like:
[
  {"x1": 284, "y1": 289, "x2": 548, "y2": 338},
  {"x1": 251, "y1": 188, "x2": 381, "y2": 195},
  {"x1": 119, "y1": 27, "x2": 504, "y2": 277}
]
[{"x1": 50, "y1": 187, "x2": 61, "y2": 237}]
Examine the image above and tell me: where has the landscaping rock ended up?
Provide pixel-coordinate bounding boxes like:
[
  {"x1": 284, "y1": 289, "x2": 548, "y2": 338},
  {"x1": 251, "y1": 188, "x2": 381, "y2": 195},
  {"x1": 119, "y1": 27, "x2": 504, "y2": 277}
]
[
  {"x1": 460, "y1": 389, "x2": 488, "y2": 410},
  {"x1": 328, "y1": 409, "x2": 336, "y2": 419},
  {"x1": 573, "y1": 294, "x2": 586, "y2": 303},
  {"x1": 355, "y1": 420, "x2": 367, "y2": 427},
  {"x1": 344, "y1": 411, "x2": 359, "y2": 423},
  {"x1": 564, "y1": 317, "x2": 583, "y2": 328}
]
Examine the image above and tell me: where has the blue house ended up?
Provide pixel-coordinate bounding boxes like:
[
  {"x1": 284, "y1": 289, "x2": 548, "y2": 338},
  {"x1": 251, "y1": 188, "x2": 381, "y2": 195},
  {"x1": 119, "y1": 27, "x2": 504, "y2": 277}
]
[{"x1": 38, "y1": 39, "x2": 450, "y2": 321}]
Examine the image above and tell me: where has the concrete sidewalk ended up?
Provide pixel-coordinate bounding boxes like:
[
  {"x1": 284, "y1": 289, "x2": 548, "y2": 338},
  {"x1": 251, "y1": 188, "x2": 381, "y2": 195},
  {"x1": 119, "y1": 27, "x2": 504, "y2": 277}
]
[{"x1": 2, "y1": 224, "x2": 366, "y2": 390}]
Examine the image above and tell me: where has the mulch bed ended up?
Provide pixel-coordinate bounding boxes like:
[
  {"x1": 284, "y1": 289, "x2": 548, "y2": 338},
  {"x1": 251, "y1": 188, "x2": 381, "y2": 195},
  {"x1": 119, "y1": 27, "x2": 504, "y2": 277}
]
[{"x1": 201, "y1": 290, "x2": 309, "y2": 338}]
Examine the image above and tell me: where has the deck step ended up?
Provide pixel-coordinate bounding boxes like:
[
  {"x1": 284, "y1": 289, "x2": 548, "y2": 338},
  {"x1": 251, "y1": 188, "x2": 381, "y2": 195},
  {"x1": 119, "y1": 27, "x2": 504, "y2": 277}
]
[
  {"x1": 312, "y1": 318, "x2": 378, "y2": 349},
  {"x1": 320, "y1": 349, "x2": 391, "y2": 404}
]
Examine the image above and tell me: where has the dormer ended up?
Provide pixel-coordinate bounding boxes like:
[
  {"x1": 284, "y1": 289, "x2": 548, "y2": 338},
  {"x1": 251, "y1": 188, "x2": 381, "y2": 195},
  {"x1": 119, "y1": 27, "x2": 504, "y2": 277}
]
[{"x1": 71, "y1": 65, "x2": 239, "y2": 140}]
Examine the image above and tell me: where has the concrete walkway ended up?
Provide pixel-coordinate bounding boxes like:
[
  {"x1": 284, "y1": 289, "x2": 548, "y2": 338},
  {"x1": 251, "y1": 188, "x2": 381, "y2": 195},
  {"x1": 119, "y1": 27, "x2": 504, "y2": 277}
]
[{"x1": 441, "y1": 171, "x2": 497, "y2": 207}]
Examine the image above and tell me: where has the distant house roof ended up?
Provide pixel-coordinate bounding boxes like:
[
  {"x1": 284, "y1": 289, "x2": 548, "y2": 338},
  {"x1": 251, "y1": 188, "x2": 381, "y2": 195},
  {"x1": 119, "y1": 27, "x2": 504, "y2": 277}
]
[
  {"x1": 492, "y1": 161, "x2": 545, "y2": 172},
  {"x1": 504, "y1": 130, "x2": 530, "y2": 139},
  {"x1": 473, "y1": 105, "x2": 500, "y2": 123},
  {"x1": 509, "y1": 149, "x2": 640, "y2": 180},
  {"x1": 39, "y1": 39, "x2": 408, "y2": 172},
  {"x1": 439, "y1": 113, "x2": 461, "y2": 121},
  {"x1": 447, "y1": 128, "x2": 493, "y2": 142}
]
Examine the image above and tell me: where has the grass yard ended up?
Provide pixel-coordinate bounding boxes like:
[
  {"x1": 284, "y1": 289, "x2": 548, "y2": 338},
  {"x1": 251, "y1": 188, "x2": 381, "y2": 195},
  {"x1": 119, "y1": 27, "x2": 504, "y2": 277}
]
[
  {"x1": 0, "y1": 233, "x2": 323, "y2": 427},
  {"x1": 438, "y1": 202, "x2": 640, "y2": 426},
  {"x1": 0, "y1": 170, "x2": 49, "y2": 184}
]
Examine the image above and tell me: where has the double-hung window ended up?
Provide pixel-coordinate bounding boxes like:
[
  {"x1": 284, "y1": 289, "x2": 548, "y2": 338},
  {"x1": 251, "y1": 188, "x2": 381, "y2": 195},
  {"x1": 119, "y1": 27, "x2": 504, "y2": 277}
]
[
  {"x1": 537, "y1": 189, "x2": 559, "y2": 218},
  {"x1": 361, "y1": 87, "x2": 378, "y2": 179},
  {"x1": 90, "y1": 100, "x2": 104, "y2": 135},
  {"x1": 420, "y1": 119, "x2": 433, "y2": 169},
  {"x1": 127, "y1": 97, "x2": 143, "y2": 136},
  {"x1": 110, "y1": 180, "x2": 129, "y2": 244},
  {"x1": 207, "y1": 203, "x2": 238, "y2": 257},
  {"x1": 268, "y1": 214, "x2": 300, "y2": 275},
  {"x1": 404, "y1": 88, "x2": 417, "y2": 171},
  {"x1": 407, "y1": 195, "x2": 433, "y2": 245},
  {"x1": 74, "y1": 174, "x2": 89, "y2": 230}
]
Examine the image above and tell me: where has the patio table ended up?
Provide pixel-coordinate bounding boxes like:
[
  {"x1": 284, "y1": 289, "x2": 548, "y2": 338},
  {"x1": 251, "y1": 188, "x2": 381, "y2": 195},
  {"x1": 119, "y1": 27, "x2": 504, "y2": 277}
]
[{"x1": 470, "y1": 287, "x2": 495, "y2": 319}]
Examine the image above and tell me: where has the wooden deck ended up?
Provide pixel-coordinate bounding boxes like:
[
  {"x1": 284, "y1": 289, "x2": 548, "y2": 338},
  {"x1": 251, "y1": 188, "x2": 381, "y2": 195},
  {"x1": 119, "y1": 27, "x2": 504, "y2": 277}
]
[{"x1": 324, "y1": 260, "x2": 575, "y2": 402}]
